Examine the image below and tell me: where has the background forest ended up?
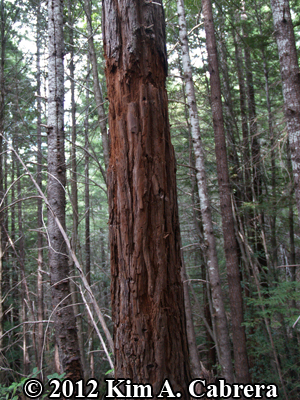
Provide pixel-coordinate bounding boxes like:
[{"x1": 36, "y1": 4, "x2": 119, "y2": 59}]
[{"x1": 0, "y1": 0, "x2": 300, "y2": 398}]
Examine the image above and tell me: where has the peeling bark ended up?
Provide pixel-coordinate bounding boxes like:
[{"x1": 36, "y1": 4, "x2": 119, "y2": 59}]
[{"x1": 103, "y1": 0, "x2": 191, "y2": 395}]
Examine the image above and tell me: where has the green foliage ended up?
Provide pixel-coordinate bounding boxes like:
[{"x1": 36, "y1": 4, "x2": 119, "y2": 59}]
[
  {"x1": 0, "y1": 368, "x2": 42, "y2": 400},
  {"x1": 2, "y1": 0, "x2": 300, "y2": 394}
]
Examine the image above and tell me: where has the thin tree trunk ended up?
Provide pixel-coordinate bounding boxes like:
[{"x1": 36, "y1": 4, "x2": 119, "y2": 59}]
[
  {"x1": 242, "y1": 10, "x2": 261, "y2": 205},
  {"x1": 0, "y1": 228, "x2": 3, "y2": 378},
  {"x1": 218, "y1": 18, "x2": 242, "y2": 207},
  {"x1": 14, "y1": 136, "x2": 40, "y2": 371},
  {"x1": 0, "y1": 0, "x2": 5, "y2": 376},
  {"x1": 36, "y1": 0, "x2": 44, "y2": 373},
  {"x1": 10, "y1": 142, "x2": 114, "y2": 360},
  {"x1": 47, "y1": 0, "x2": 83, "y2": 380},
  {"x1": 241, "y1": 5, "x2": 268, "y2": 273},
  {"x1": 287, "y1": 138, "x2": 296, "y2": 269},
  {"x1": 181, "y1": 251, "x2": 202, "y2": 379},
  {"x1": 263, "y1": 54, "x2": 277, "y2": 266},
  {"x1": 233, "y1": 24, "x2": 251, "y2": 207},
  {"x1": 22, "y1": 300, "x2": 30, "y2": 376},
  {"x1": 202, "y1": 266, "x2": 216, "y2": 371},
  {"x1": 103, "y1": 0, "x2": 191, "y2": 395},
  {"x1": 270, "y1": 0, "x2": 300, "y2": 226},
  {"x1": 67, "y1": 0, "x2": 87, "y2": 376},
  {"x1": 84, "y1": 0, "x2": 109, "y2": 172},
  {"x1": 177, "y1": 0, "x2": 234, "y2": 383},
  {"x1": 202, "y1": 0, "x2": 251, "y2": 386},
  {"x1": 85, "y1": 55, "x2": 94, "y2": 378},
  {"x1": 233, "y1": 201, "x2": 288, "y2": 399}
]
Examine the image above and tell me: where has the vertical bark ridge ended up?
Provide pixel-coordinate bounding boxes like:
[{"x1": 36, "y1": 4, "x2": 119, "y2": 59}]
[{"x1": 103, "y1": 0, "x2": 191, "y2": 396}]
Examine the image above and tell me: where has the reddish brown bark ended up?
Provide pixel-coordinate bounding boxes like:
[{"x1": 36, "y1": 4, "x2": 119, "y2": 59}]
[
  {"x1": 103, "y1": 0, "x2": 191, "y2": 396},
  {"x1": 202, "y1": 0, "x2": 251, "y2": 386}
]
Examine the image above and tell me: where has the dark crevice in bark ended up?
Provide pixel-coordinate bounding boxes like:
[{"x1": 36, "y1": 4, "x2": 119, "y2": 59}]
[{"x1": 103, "y1": 1, "x2": 191, "y2": 396}]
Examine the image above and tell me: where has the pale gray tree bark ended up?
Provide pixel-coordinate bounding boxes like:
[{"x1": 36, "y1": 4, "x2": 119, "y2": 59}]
[{"x1": 177, "y1": 0, "x2": 234, "y2": 383}]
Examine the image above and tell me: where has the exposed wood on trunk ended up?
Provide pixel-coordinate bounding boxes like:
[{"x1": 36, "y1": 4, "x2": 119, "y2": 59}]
[
  {"x1": 103, "y1": 0, "x2": 191, "y2": 395},
  {"x1": 47, "y1": 0, "x2": 83, "y2": 381},
  {"x1": 202, "y1": 0, "x2": 251, "y2": 386}
]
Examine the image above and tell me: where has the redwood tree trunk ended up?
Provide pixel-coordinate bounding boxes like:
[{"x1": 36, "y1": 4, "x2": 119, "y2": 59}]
[
  {"x1": 270, "y1": 0, "x2": 300, "y2": 225},
  {"x1": 202, "y1": 0, "x2": 251, "y2": 386},
  {"x1": 47, "y1": 0, "x2": 82, "y2": 380},
  {"x1": 103, "y1": 0, "x2": 191, "y2": 395}
]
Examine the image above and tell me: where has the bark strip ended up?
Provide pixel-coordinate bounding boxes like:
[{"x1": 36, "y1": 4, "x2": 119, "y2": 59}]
[{"x1": 103, "y1": 0, "x2": 191, "y2": 395}]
